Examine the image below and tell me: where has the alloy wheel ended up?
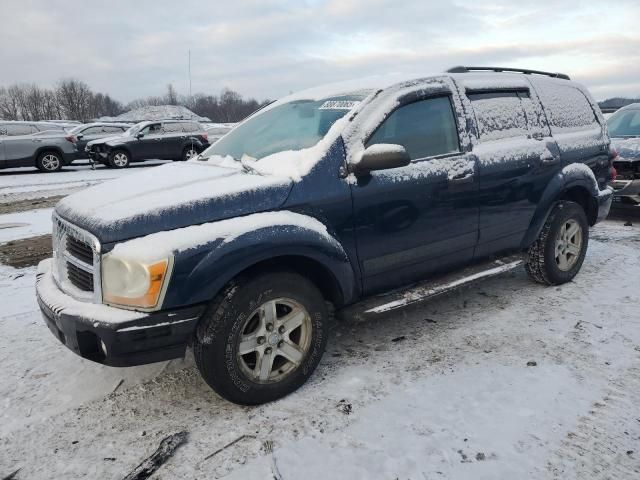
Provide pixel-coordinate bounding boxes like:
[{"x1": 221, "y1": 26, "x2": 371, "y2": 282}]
[
  {"x1": 113, "y1": 152, "x2": 128, "y2": 167},
  {"x1": 236, "y1": 298, "x2": 312, "y2": 384},
  {"x1": 554, "y1": 219, "x2": 583, "y2": 271},
  {"x1": 41, "y1": 154, "x2": 60, "y2": 171}
]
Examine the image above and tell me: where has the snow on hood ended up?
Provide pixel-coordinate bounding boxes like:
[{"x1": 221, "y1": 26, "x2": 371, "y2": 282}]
[
  {"x1": 55, "y1": 162, "x2": 293, "y2": 244},
  {"x1": 611, "y1": 137, "x2": 640, "y2": 160},
  {"x1": 86, "y1": 134, "x2": 127, "y2": 146}
]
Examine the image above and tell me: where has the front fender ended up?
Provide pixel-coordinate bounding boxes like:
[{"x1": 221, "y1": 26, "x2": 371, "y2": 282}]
[
  {"x1": 155, "y1": 211, "x2": 357, "y2": 309},
  {"x1": 521, "y1": 163, "x2": 604, "y2": 248}
]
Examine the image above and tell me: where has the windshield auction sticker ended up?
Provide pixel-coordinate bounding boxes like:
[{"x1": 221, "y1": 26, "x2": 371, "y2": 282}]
[{"x1": 319, "y1": 100, "x2": 360, "y2": 110}]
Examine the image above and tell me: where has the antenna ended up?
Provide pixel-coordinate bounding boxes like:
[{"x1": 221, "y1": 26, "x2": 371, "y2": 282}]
[{"x1": 188, "y1": 50, "x2": 192, "y2": 98}]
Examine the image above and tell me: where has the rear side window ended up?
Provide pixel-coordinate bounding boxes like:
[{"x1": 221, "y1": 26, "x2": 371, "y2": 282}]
[
  {"x1": 103, "y1": 126, "x2": 125, "y2": 133},
  {"x1": 366, "y1": 96, "x2": 460, "y2": 160},
  {"x1": 183, "y1": 122, "x2": 200, "y2": 132},
  {"x1": 468, "y1": 91, "x2": 530, "y2": 141},
  {"x1": 4, "y1": 124, "x2": 36, "y2": 136},
  {"x1": 83, "y1": 126, "x2": 103, "y2": 134},
  {"x1": 533, "y1": 82, "x2": 598, "y2": 132}
]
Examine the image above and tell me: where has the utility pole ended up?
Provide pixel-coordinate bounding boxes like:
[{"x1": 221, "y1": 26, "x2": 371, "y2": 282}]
[{"x1": 188, "y1": 49, "x2": 192, "y2": 99}]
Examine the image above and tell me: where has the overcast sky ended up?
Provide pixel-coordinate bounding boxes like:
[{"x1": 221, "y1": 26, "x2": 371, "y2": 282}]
[{"x1": 2, "y1": 0, "x2": 638, "y2": 102}]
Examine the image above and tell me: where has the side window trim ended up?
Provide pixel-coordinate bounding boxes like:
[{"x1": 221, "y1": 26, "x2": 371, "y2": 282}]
[{"x1": 364, "y1": 94, "x2": 463, "y2": 162}]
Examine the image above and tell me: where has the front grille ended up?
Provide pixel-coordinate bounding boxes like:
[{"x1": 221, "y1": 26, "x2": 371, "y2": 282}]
[
  {"x1": 613, "y1": 160, "x2": 640, "y2": 179},
  {"x1": 67, "y1": 263, "x2": 94, "y2": 292},
  {"x1": 66, "y1": 236, "x2": 94, "y2": 265},
  {"x1": 52, "y1": 215, "x2": 101, "y2": 302}
]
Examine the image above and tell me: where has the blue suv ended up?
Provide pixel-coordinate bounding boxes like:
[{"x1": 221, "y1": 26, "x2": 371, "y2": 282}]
[{"x1": 37, "y1": 67, "x2": 614, "y2": 404}]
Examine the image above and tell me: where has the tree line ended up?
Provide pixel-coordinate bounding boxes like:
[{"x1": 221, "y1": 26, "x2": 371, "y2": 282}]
[{"x1": 0, "y1": 79, "x2": 268, "y2": 123}]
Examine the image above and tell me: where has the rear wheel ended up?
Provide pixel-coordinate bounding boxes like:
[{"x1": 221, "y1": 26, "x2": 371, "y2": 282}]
[
  {"x1": 525, "y1": 201, "x2": 589, "y2": 285},
  {"x1": 108, "y1": 150, "x2": 130, "y2": 168},
  {"x1": 193, "y1": 271, "x2": 329, "y2": 405},
  {"x1": 36, "y1": 151, "x2": 63, "y2": 172}
]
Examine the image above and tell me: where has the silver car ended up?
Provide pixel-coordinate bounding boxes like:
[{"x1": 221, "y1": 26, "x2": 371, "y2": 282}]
[{"x1": 0, "y1": 121, "x2": 78, "y2": 172}]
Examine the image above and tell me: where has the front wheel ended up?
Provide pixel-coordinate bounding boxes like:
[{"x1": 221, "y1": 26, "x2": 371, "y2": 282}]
[
  {"x1": 193, "y1": 271, "x2": 329, "y2": 405},
  {"x1": 108, "y1": 150, "x2": 130, "y2": 168},
  {"x1": 525, "y1": 201, "x2": 589, "y2": 285}
]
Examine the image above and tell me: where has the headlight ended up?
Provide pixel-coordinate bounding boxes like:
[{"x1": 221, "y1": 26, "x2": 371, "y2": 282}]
[{"x1": 101, "y1": 253, "x2": 171, "y2": 309}]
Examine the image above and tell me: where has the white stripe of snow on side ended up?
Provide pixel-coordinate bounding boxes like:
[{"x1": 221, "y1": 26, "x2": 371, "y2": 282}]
[{"x1": 365, "y1": 260, "x2": 523, "y2": 314}]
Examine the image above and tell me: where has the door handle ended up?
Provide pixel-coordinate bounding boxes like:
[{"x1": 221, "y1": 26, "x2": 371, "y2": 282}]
[{"x1": 449, "y1": 172, "x2": 475, "y2": 184}]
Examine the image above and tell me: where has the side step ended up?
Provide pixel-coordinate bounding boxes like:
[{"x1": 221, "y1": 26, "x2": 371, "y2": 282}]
[{"x1": 341, "y1": 255, "x2": 523, "y2": 318}]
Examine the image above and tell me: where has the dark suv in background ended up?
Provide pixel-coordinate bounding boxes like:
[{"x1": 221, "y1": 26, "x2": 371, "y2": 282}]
[{"x1": 86, "y1": 120, "x2": 209, "y2": 168}]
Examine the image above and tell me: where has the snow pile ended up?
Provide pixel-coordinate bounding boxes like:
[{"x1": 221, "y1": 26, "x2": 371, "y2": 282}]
[
  {"x1": 98, "y1": 105, "x2": 210, "y2": 123},
  {"x1": 109, "y1": 210, "x2": 342, "y2": 263}
]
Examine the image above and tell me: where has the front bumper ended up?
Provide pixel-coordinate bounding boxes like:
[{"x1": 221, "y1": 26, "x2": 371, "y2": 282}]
[
  {"x1": 610, "y1": 179, "x2": 640, "y2": 209},
  {"x1": 36, "y1": 259, "x2": 205, "y2": 367}
]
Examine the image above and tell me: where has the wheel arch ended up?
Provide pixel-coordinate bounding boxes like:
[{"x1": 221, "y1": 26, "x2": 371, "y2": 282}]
[
  {"x1": 521, "y1": 164, "x2": 600, "y2": 248},
  {"x1": 34, "y1": 146, "x2": 64, "y2": 164}
]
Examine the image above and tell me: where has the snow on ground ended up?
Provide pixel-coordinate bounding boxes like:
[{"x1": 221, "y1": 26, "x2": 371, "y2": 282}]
[
  {"x1": 0, "y1": 160, "x2": 169, "y2": 203},
  {"x1": 0, "y1": 208, "x2": 53, "y2": 242},
  {"x1": 1, "y1": 215, "x2": 639, "y2": 479}
]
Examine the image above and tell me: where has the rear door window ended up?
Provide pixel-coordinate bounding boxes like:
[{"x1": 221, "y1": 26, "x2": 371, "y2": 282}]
[
  {"x1": 365, "y1": 96, "x2": 460, "y2": 160},
  {"x1": 532, "y1": 81, "x2": 598, "y2": 132},
  {"x1": 83, "y1": 126, "x2": 103, "y2": 135},
  {"x1": 162, "y1": 123, "x2": 183, "y2": 133},
  {"x1": 4, "y1": 124, "x2": 36, "y2": 136},
  {"x1": 468, "y1": 91, "x2": 531, "y2": 141}
]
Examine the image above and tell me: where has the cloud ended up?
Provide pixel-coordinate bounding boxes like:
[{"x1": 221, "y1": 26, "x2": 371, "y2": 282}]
[{"x1": 0, "y1": 0, "x2": 638, "y2": 102}]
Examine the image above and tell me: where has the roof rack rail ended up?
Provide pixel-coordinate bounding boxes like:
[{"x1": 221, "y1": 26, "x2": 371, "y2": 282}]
[{"x1": 447, "y1": 66, "x2": 570, "y2": 81}]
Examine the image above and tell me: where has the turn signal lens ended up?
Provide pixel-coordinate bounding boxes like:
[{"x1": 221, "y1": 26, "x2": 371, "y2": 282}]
[{"x1": 102, "y1": 255, "x2": 170, "y2": 309}]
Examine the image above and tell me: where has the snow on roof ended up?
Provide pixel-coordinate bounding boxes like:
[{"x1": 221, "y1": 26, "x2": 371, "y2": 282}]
[{"x1": 98, "y1": 105, "x2": 210, "y2": 123}]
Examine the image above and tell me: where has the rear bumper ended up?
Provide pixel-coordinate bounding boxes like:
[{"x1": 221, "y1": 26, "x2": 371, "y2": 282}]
[
  {"x1": 36, "y1": 259, "x2": 205, "y2": 367},
  {"x1": 595, "y1": 186, "x2": 613, "y2": 223}
]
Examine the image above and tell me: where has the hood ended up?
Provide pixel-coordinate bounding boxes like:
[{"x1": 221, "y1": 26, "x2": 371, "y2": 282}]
[
  {"x1": 611, "y1": 137, "x2": 640, "y2": 160},
  {"x1": 55, "y1": 162, "x2": 293, "y2": 244},
  {"x1": 87, "y1": 134, "x2": 128, "y2": 146}
]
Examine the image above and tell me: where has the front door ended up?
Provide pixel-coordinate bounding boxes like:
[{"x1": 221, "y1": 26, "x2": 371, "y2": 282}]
[
  {"x1": 133, "y1": 123, "x2": 163, "y2": 159},
  {"x1": 350, "y1": 95, "x2": 479, "y2": 294}
]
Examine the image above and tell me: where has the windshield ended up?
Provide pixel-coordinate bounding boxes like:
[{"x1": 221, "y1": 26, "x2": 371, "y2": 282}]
[
  {"x1": 124, "y1": 123, "x2": 145, "y2": 137},
  {"x1": 69, "y1": 125, "x2": 85, "y2": 134},
  {"x1": 201, "y1": 95, "x2": 366, "y2": 161},
  {"x1": 607, "y1": 109, "x2": 640, "y2": 137}
]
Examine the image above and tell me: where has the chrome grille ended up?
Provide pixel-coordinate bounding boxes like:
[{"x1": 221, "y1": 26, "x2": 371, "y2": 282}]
[{"x1": 52, "y1": 214, "x2": 101, "y2": 302}]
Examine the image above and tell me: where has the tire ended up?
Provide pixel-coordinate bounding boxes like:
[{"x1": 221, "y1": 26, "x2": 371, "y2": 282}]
[
  {"x1": 194, "y1": 271, "x2": 329, "y2": 405},
  {"x1": 525, "y1": 201, "x2": 589, "y2": 285},
  {"x1": 180, "y1": 145, "x2": 199, "y2": 161},
  {"x1": 108, "y1": 150, "x2": 130, "y2": 168},
  {"x1": 36, "y1": 151, "x2": 63, "y2": 172}
]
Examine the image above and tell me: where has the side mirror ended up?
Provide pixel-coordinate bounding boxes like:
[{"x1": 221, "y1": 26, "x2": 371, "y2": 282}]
[
  {"x1": 352, "y1": 144, "x2": 410, "y2": 175},
  {"x1": 76, "y1": 134, "x2": 84, "y2": 140},
  {"x1": 136, "y1": 132, "x2": 145, "y2": 139}
]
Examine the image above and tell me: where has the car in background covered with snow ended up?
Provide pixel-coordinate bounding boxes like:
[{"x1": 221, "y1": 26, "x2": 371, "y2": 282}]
[
  {"x1": 0, "y1": 121, "x2": 78, "y2": 172},
  {"x1": 607, "y1": 103, "x2": 640, "y2": 211},
  {"x1": 85, "y1": 120, "x2": 209, "y2": 168},
  {"x1": 37, "y1": 66, "x2": 613, "y2": 404}
]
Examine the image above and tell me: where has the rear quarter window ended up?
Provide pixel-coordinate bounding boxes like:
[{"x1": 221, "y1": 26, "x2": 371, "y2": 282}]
[
  {"x1": 532, "y1": 81, "x2": 598, "y2": 132},
  {"x1": 468, "y1": 91, "x2": 531, "y2": 141}
]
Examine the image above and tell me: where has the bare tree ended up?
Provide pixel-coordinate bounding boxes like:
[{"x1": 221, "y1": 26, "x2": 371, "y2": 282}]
[
  {"x1": 56, "y1": 78, "x2": 93, "y2": 121},
  {"x1": 166, "y1": 84, "x2": 178, "y2": 105}
]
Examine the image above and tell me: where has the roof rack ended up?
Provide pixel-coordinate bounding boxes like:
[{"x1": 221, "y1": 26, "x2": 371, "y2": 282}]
[{"x1": 447, "y1": 66, "x2": 570, "y2": 81}]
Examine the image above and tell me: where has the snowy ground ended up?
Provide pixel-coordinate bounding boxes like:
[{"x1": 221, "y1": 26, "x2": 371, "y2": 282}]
[{"x1": 1, "y1": 164, "x2": 639, "y2": 479}]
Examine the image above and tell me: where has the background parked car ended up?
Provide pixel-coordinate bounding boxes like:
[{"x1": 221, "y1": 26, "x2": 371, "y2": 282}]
[
  {"x1": 67, "y1": 122, "x2": 130, "y2": 158},
  {"x1": 204, "y1": 123, "x2": 235, "y2": 144},
  {"x1": 86, "y1": 120, "x2": 209, "y2": 168},
  {"x1": 607, "y1": 103, "x2": 640, "y2": 211},
  {"x1": 0, "y1": 121, "x2": 77, "y2": 172}
]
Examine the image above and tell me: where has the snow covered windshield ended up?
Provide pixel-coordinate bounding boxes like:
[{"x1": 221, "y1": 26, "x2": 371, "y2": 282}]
[
  {"x1": 200, "y1": 95, "x2": 365, "y2": 161},
  {"x1": 607, "y1": 109, "x2": 640, "y2": 137}
]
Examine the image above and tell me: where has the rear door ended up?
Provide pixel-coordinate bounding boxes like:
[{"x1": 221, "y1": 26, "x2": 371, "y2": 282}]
[
  {"x1": 465, "y1": 87, "x2": 561, "y2": 258},
  {"x1": 350, "y1": 93, "x2": 479, "y2": 294},
  {"x1": 3, "y1": 123, "x2": 39, "y2": 163},
  {"x1": 76, "y1": 125, "x2": 105, "y2": 153},
  {"x1": 529, "y1": 77, "x2": 609, "y2": 186},
  {"x1": 160, "y1": 122, "x2": 185, "y2": 158}
]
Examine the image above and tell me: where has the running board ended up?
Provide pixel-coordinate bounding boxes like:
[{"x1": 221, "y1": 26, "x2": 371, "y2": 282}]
[{"x1": 341, "y1": 255, "x2": 523, "y2": 318}]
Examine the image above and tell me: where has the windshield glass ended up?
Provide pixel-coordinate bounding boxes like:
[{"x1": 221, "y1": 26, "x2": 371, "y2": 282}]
[
  {"x1": 607, "y1": 109, "x2": 640, "y2": 137},
  {"x1": 69, "y1": 125, "x2": 85, "y2": 134},
  {"x1": 125, "y1": 123, "x2": 144, "y2": 136},
  {"x1": 201, "y1": 95, "x2": 366, "y2": 161}
]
